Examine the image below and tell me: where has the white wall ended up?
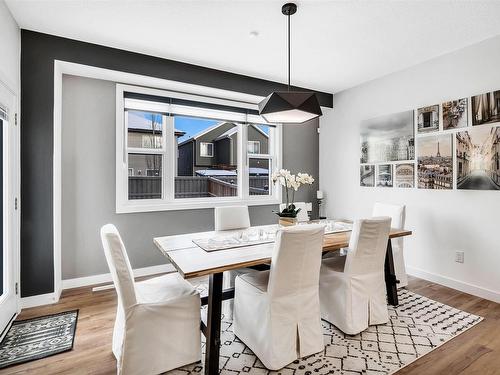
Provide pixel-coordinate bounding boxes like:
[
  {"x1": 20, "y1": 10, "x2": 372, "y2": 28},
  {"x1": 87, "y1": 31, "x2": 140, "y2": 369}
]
[
  {"x1": 0, "y1": 0, "x2": 20, "y2": 93},
  {"x1": 320, "y1": 34, "x2": 500, "y2": 303}
]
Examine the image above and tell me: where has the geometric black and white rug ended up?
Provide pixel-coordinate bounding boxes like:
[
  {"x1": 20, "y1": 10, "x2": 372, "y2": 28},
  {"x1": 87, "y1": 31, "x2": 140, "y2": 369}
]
[
  {"x1": 173, "y1": 288, "x2": 482, "y2": 374},
  {"x1": 0, "y1": 310, "x2": 78, "y2": 369}
]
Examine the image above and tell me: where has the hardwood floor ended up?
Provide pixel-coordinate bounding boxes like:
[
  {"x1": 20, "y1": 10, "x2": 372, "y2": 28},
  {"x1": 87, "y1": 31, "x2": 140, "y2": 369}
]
[{"x1": 1, "y1": 276, "x2": 499, "y2": 375}]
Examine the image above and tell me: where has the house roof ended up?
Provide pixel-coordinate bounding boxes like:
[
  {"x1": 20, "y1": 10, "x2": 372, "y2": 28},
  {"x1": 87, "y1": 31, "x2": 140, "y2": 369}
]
[
  {"x1": 178, "y1": 121, "x2": 228, "y2": 147},
  {"x1": 195, "y1": 169, "x2": 237, "y2": 177},
  {"x1": 195, "y1": 167, "x2": 269, "y2": 177},
  {"x1": 128, "y1": 110, "x2": 185, "y2": 136},
  {"x1": 179, "y1": 122, "x2": 269, "y2": 146},
  {"x1": 215, "y1": 127, "x2": 237, "y2": 141}
]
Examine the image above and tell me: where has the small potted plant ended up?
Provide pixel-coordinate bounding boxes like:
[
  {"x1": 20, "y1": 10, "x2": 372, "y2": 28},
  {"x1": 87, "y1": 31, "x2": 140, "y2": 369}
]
[{"x1": 272, "y1": 169, "x2": 315, "y2": 226}]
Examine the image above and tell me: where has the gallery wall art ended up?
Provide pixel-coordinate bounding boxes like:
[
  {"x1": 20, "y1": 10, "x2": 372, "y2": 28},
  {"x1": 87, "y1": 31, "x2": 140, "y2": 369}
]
[
  {"x1": 417, "y1": 105, "x2": 439, "y2": 134},
  {"x1": 443, "y1": 98, "x2": 468, "y2": 130},
  {"x1": 471, "y1": 90, "x2": 500, "y2": 126},
  {"x1": 395, "y1": 163, "x2": 415, "y2": 188},
  {"x1": 360, "y1": 165, "x2": 375, "y2": 187},
  {"x1": 360, "y1": 110, "x2": 415, "y2": 164},
  {"x1": 377, "y1": 164, "x2": 393, "y2": 187},
  {"x1": 417, "y1": 134, "x2": 453, "y2": 190},
  {"x1": 456, "y1": 127, "x2": 500, "y2": 190},
  {"x1": 359, "y1": 88, "x2": 500, "y2": 191}
]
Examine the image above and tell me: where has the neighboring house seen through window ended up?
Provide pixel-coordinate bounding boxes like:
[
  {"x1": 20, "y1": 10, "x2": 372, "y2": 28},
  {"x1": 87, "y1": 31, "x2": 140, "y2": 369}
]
[{"x1": 116, "y1": 84, "x2": 282, "y2": 213}]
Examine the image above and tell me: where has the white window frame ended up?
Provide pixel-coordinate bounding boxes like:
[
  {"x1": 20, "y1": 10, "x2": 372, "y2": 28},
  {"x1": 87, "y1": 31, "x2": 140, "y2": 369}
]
[
  {"x1": 247, "y1": 140, "x2": 261, "y2": 154},
  {"x1": 200, "y1": 142, "x2": 214, "y2": 157},
  {"x1": 116, "y1": 84, "x2": 282, "y2": 213}
]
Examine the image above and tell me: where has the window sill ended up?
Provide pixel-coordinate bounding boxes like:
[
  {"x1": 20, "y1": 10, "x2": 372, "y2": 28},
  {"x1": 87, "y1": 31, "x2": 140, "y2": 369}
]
[{"x1": 116, "y1": 197, "x2": 281, "y2": 214}]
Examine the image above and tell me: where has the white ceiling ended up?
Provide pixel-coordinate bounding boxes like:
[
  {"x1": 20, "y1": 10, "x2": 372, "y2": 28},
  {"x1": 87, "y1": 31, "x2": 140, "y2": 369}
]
[{"x1": 6, "y1": 0, "x2": 500, "y2": 93}]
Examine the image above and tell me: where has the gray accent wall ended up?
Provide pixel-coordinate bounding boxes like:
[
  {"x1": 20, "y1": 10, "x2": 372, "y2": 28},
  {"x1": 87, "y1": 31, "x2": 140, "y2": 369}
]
[{"x1": 61, "y1": 75, "x2": 319, "y2": 280}]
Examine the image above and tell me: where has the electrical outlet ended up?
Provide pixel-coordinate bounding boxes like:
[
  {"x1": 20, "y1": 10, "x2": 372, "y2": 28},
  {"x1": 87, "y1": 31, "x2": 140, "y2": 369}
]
[{"x1": 455, "y1": 251, "x2": 464, "y2": 264}]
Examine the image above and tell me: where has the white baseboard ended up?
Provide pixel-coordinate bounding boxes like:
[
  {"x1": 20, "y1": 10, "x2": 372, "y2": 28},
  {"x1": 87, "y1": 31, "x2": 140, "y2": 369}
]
[
  {"x1": 407, "y1": 266, "x2": 500, "y2": 303},
  {"x1": 61, "y1": 263, "x2": 176, "y2": 290},
  {"x1": 21, "y1": 292, "x2": 60, "y2": 309}
]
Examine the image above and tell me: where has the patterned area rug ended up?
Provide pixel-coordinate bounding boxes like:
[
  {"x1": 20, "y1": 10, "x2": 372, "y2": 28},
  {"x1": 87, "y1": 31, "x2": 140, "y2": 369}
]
[
  {"x1": 0, "y1": 310, "x2": 78, "y2": 369},
  {"x1": 172, "y1": 287, "x2": 482, "y2": 375}
]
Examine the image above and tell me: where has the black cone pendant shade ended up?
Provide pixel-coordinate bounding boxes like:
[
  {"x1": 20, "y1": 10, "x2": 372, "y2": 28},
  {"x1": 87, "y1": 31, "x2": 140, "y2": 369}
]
[{"x1": 258, "y1": 3, "x2": 322, "y2": 124}]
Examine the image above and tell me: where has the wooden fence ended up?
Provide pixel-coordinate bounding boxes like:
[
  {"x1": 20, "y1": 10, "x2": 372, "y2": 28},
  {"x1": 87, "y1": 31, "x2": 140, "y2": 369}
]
[
  {"x1": 129, "y1": 175, "x2": 269, "y2": 199},
  {"x1": 128, "y1": 176, "x2": 162, "y2": 199}
]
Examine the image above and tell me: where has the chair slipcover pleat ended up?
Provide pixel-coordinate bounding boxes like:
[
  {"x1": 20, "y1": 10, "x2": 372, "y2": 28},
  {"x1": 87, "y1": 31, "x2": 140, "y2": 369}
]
[
  {"x1": 101, "y1": 224, "x2": 201, "y2": 375},
  {"x1": 319, "y1": 217, "x2": 391, "y2": 335},
  {"x1": 234, "y1": 224, "x2": 325, "y2": 370}
]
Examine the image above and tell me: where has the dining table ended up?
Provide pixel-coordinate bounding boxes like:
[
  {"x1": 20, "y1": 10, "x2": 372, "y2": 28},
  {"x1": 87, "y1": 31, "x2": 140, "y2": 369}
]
[{"x1": 154, "y1": 222, "x2": 412, "y2": 375}]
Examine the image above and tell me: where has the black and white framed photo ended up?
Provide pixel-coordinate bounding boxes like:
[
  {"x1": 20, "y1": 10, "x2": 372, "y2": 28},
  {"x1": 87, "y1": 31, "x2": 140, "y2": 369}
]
[
  {"x1": 417, "y1": 134, "x2": 453, "y2": 189},
  {"x1": 456, "y1": 126, "x2": 500, "y2": 190},
  {"x1": 360, "y1": 165, "x2": 375, "y2": 187},
  {"x1": 377, "y1": 164, "x2": 393, "y2": 187},
  {"x1": 395, "y1": 163, "x2": 415, "y2": 188},
  {"x1": 360, "y1": 110, "x2": 415, "y2": 164},
  {"x1": 442, "y1": 98, "x2": 468, "y2": 130},
  {"x1": 471, "y1": 90, "x2": 500, "y2": 126},
  {"x1": 417, "y1": 105, "x2": 439, "y2": 134}
]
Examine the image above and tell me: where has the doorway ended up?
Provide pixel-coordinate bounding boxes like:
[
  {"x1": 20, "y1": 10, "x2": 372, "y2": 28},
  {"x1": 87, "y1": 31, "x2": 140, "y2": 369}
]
[{"x1": 0, "y1": 83, "x2": 19, "y2": 338}]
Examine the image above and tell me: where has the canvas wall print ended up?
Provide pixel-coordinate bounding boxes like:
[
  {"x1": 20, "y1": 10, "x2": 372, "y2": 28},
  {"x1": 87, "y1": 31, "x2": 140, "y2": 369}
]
[
  {"x1": 377, "y1": 164, "x2": 393, "y2": 187},
  {"x1": 471, "y1": 90, "x2": 500, "y2": 126},
  {"x1": 395, "y1": 163, "x2": 415, "y2": 188},
  {"x1": 442, "y1": 98, "x2": 468, "y2": 130},
  {"x1": 417, "y1": 105, "x2": 439, "y2": 133},
  {"x1": 417, "y1": 134, "x2": 453, "y2": 189},
  {"x1": 360, "y1": 165, "x2": 375, "y2": 187},
  {"x1": 360, "y1": 110, "x2": 415, "y2": 164},
  {"x1": 456, "y1": 126, "x2": 500, "y2": 190}
]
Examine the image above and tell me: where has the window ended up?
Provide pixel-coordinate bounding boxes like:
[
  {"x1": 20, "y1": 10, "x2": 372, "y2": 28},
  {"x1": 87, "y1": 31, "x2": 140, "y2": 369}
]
[
  {"x1": 116, "y1": 84, "x2": 282, "y2": 213},
  {"x1": 200, "y1": 142, "x2": 214, "y2": 157},
  {"x1": 176, "y1": 116, "x2": 239, "y2": 199},
  {"x1": 247, "y1": 141, "x2": 260, "y2": 154},
  {"x1": 247, "y1": 125, "x2": 272, "y2": 196}
]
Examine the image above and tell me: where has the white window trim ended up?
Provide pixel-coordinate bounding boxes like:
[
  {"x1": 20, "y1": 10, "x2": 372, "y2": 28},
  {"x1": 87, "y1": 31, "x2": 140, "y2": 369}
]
[
  {"x1": 200, "y1": 142, "x2": 214, "y2": 157},
  {"x1": 116, "y1": 84, "x2": 282, "y2": 213}
]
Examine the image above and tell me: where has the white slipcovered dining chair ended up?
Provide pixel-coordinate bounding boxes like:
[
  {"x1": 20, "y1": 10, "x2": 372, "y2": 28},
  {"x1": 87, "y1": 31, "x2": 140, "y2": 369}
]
[
  {"x1": 233, "y1": 224, "x2": 325, "y2": 370},
  {"x1": 100, "y1": 224, "x2": 201, "y2": 375},
  {"x1": 214, "y1": 205, "x2": 253, "y2": 290},
  {"x1": 279, "y1": 201, "x2": 310, "y2": 222},
  {"x1": 319, "y1": 217, "x2": 391, "y2": 335},
  {"x1": 373, "y1": 202, "x2": 407, "y2": 288},
  {"x1": 214, "y1": 205, "x2": 251, "y2": 231}
]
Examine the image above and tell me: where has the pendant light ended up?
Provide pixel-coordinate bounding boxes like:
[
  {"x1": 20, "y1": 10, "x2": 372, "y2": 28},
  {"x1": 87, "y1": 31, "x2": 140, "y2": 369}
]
[{"x1": 258, "y1": 2, "x2": 322, "y2": 124}]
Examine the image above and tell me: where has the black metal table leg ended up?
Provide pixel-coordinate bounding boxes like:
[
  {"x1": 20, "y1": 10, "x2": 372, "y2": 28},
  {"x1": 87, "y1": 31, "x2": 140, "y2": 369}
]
[
  {"x1": 205, "y1": 272, "x2": 223, "y2": 375},
  {"x1": 384, "y1": 239, "x2": 399, "y2": 306}
]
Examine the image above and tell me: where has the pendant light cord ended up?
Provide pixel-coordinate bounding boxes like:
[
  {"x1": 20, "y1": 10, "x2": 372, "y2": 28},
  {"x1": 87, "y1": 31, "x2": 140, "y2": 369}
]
[{"x1": 287, "y1": 12, "x2": 291, "y2": 91}]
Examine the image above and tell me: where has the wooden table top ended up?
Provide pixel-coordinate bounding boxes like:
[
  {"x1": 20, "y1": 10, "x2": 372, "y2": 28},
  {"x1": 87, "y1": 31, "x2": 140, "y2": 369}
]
[{"x1": 154, "y1": 226, "x2": 412, "y2": 279}]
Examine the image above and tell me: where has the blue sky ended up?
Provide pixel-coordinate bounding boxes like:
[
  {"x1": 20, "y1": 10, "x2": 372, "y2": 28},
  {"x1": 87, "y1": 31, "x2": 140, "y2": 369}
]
[
  {"x1": 175, "y1": 116, "x2": 218, "y2": 143},
  {"x1": 130, "y1": 112, "x2": 269, "y2": 143}
]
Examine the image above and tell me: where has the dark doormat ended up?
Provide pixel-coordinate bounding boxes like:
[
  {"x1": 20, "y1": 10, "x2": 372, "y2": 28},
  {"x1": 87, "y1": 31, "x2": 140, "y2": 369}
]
[{"x1": 0, "y1": 310, "x2": 78, "y2": 369}]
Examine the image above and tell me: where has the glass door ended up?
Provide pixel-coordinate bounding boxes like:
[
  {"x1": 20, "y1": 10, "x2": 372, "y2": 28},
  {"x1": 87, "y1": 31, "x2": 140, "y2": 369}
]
[{"x1": 0, "y1": 84, "x2": 19, "y2": 338}]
